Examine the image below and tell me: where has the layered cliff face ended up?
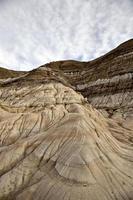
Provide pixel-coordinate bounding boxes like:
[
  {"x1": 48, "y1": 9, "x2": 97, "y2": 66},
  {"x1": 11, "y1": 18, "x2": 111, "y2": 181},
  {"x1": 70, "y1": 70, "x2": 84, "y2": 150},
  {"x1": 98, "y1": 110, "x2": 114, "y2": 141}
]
[
  {"x1": 43, "y1": 39, "x2": 133, "y2": 120},
  {"x1": 0, "y1": 40, "x2": 133, "y2": 200}
]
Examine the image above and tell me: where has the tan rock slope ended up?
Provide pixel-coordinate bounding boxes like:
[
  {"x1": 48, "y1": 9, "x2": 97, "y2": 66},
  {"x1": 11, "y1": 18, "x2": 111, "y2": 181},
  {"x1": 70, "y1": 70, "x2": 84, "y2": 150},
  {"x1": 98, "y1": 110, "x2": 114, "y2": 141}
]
[
  {"x1": 0, "y1": 39, "x2": 133, "y2": 200},
  {"x1": 44, "y1": 39, "x2": 133, "y2": 119}
]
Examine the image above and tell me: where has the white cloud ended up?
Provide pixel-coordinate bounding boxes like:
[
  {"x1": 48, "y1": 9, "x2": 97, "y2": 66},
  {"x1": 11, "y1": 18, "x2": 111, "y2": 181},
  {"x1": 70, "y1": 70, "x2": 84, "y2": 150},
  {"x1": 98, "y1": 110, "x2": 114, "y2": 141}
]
[{"x1": 0, "y1": 0, "x2": 132, "y2": 70}]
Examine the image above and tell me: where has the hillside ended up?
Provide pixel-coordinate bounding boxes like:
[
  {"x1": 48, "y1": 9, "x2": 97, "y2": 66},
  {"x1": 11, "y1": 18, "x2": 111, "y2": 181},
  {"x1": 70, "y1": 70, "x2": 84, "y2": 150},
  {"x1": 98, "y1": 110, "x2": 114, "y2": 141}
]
[{"x1": 0, "y1": 39, "x2": 133, "y2": 200}]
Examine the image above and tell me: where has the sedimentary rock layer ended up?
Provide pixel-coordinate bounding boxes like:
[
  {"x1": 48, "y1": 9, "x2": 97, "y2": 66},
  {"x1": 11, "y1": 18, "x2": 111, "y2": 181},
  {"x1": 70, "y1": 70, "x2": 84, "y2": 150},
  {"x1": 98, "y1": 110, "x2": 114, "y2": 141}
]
[
  {"x1": 0, "y1": 80, "x2": 133, "y2": 200},
  {"x1": 43, "y1": 39, "x2": 133, "y2": 117},
  {"x1": 0, "y1": 39, "x2": 133, "y2": 200}
]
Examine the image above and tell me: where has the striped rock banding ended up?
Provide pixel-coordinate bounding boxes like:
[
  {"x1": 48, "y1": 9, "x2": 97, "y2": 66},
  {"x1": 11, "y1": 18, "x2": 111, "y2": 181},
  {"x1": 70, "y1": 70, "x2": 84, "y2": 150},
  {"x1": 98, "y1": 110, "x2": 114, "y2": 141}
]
[{"x1": 0, "y1": 39, "x2": 133, "y2": 200}]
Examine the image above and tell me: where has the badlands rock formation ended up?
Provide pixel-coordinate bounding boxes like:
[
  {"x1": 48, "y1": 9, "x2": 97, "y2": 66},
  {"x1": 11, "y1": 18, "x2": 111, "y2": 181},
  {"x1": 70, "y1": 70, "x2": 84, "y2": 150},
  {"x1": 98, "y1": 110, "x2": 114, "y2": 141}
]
[
  {"x1": 0, "y1": 39, "x2": 133, "y2": 200},
  {"x1": 44, "y1": 39, "x2": 133, "y2": 118}
]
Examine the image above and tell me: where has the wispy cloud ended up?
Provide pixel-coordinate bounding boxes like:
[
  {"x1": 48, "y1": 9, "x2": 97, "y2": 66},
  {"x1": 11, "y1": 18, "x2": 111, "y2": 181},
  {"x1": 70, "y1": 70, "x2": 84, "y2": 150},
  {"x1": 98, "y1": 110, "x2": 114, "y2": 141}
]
[{"x1": 0, "y1": 0, "x2": 133, "y2": 70}]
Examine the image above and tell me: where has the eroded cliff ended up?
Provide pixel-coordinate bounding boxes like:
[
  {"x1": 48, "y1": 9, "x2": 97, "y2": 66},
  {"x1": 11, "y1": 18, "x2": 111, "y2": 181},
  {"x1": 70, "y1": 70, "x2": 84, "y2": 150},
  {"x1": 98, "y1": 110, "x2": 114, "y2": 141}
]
[
  {"x1": 0, "y1": 39, "x2": 133, "y2": 200},
  {"x1": 43, "y1": 39, "x2": 133, "y2": 119}
]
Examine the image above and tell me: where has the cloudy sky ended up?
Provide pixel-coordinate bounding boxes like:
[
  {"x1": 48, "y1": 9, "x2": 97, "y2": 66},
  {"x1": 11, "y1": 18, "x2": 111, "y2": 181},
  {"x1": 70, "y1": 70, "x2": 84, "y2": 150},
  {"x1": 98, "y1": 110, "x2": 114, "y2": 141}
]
[{"x1": 0, "y1": 0, "x2": 133, "y2": 71}]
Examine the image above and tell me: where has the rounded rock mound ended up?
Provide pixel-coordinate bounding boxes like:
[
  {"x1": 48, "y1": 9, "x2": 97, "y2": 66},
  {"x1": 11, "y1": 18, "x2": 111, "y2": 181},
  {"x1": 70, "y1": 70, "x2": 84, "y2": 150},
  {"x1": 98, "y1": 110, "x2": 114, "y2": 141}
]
[{"x1": 0, "y1": 80, "x2": 133, "y2": 200}]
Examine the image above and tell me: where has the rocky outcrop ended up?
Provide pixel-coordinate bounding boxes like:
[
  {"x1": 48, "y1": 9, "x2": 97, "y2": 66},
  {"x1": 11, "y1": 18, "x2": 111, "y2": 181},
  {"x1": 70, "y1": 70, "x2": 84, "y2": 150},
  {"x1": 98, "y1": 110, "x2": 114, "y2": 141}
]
[
  {"x1": 0, "y1": 39, "x2": 133, "y2": 200},
  {"x1": 43, "y1": 39, "x2": 133, "y2": 119}
]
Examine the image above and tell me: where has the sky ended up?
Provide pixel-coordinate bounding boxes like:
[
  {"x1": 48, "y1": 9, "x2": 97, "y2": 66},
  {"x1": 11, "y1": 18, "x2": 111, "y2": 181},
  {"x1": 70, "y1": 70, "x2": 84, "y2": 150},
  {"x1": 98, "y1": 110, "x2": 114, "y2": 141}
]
[{"x1": 0, "y1": 0, "x2": 133, "y2": 71}]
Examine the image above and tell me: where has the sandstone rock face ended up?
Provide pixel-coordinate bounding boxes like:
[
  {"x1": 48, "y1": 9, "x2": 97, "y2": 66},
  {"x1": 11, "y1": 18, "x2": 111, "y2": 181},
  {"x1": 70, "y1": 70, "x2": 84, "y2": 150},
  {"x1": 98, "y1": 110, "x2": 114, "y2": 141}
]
[
  {"x1": 0, "y1": 40, "x2": 133, "y2": 200},
  {"x1": 44, "y1": 39, "x2": 133, "y2": 119}
]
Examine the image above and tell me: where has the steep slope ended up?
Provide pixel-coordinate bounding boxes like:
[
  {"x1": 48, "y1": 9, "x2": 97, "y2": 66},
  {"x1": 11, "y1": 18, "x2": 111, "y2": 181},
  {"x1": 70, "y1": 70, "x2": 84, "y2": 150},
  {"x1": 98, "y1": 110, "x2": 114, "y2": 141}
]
[
  {"x1": 0, "y1": 39, "x2": 133, "y2": 200},
  {"x1": 42, "y1": 39, "x2": 133, "y2": 119},
  {"x1": 0, "y1": 79, "x2": 133, "y2": 200}
]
